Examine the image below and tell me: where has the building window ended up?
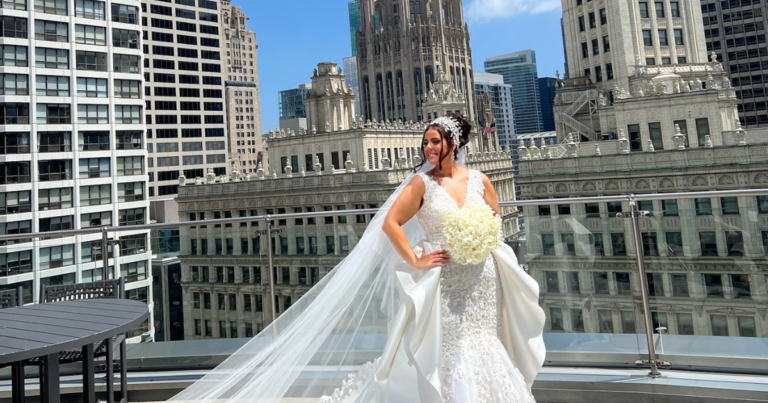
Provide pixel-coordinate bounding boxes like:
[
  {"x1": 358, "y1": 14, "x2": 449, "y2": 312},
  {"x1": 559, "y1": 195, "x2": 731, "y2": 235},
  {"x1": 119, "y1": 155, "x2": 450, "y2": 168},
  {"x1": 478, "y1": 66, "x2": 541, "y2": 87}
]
[
  {"x1": 643, "y1": 30, "x2": 652, "y2": 46},
  {"x1": 665, "y1": 232, "x2": 683, "y2": 256},
  {"x1": 731, "y1": 274, "x2": 751, "y2": 299},
  {"x1": 606, "y1": 63, "x2": 613, "y2": 80},
  {"x1": 35, "y1": 0, "x2": 68, "y2": 15},
  {"x1": 38, "y1": 131, "x2": 71, "y2": 152},
  {"x1": 118, "y1": 208, "x2": 145, "y2": 226},
  {"x1": 615, "y1": 272, "x2": 631, "y2": 295},
  {"x1": 619, "y1": 311, "x2": 635, "y2": 333},
  {"x1": 594, "y1": 66, "x2": 602, "y2": 82},
  {"x1": 674, "y1": 29, "x2": 683, "y2": 45},
  {"x1": 599, "y1": 8, "x2": 607, "y2": 25},
  {"x1": 710, "y1": 315, "x2": 728, "y2": 336},
  {"x1": 648, "y1": 122, "x2": 663, "y2": 150},
  {"x1": 75, "y1": 24, "x2": 105, "y2": 45},
  {"x1": 549, "y1": 307, "x2": 563, "y2": 331},
  {"x1": 607, "y1": 202, "x2": 623, "y2": 214},
  {"x1": 578, "y1": 15, "x2": 585, "y2": 32},
  {"x1": 695, "y1": 198, "x2": 712, "y2": 215},
  {"x1": 35, "y1": 20, "x2": 68, "y2": 42},
  {"x1": 642, "y1": 232, "x2": 659, "y2": 256},
  {"x1": 661, "y1": 199, "x2": 678, "y2": 216},
  {"x1": 738, "y1": 316, "x2": 756, "y2": 337},
  {"x1": 603, "y1": 36, "x2": 610, "y2": 52},
  {"x1": 611, "y1": 233, "x2": 627, "y2": 255},
  {"x1": 34, "y1": 48, "x2": 65, "y2": 69},
  {"x1": 639, "y1": 2, "x2": 649, "y2": 18},
  {"x1": 721, "y1": 197, "x2": 739, "y2": 215},
  {"x1": 671, "y1": 273, "x2": 688, "y2": 297},
  {"x1": 593, "y1": 272, "x2": 609, "y2": 294},
  {"x1": 542, "y1": 234, "x2": 555, "y2": 255},
  {"x1": 117, "y1": 156, "x2": 143, "y2": 176},
  {"x1": 585, "y1": 203, "x2": 600, "y2": 217},
  {"x1": 76, "y1": 51, "x2": 107, "y2": 71},
  {"x1": 725, "y1": 231, "x2": 744, "y2": 256},
  {"x1": 588, "y1": 12, "x2": 595, "y2": 28},
  {"x1": 115, "y1": 105, "x2": 141, "y2": 124},
  {"x1": 562, "y1": 234, "x2": 576, "y2": 256},
  {"x1": 538, "y1": 205, "x2": 551, "y2": 216},
  {"x1": 545, "y1": 271, "x2": 559, "y2": 293},
  {"x1": 592, "y1": 38, "x2": 599, "y2": 55},
  {"x1": 79, "y1": 184, "x2": 110, "y2": 206},
  {"x1": 647, "y1": 273, "x2": 664, "y2": 296},
  {"x1": 566, "y1": 271, "x2": 580, "y2": 293},
  {"x1": 651, "y1": 311, "x2": 668, "y2": 333},
  {"x1": 75, "y1": 0, "x2": 105, "y2": 20},
  {"x1": 704, "y1": 274, "x2": 723, "y2": 297},
  {"x1": 700, "y1": 232, "x2": 718, "y2": 256},
  {"x1": 695, "y1": 118, "x2": 710, "y2": 147},
  {"x1": 598, "y1": 310, "x2": 614, "y2": 333},
  {"x1": 676, "y1": 313, "x2": 694, "y2": 335},
  {"x1": 658, "y1": 30, "x2": 668, "y2": 46},
  {"x1": 571, "y1": 309, "x2": 585, "y2": 332},
  {"x1": 78, "y1": 157, "x2": 109, "y2": 178},
  {"x1": 581, "y1": 42, "x2": 588, "y2": 58}
]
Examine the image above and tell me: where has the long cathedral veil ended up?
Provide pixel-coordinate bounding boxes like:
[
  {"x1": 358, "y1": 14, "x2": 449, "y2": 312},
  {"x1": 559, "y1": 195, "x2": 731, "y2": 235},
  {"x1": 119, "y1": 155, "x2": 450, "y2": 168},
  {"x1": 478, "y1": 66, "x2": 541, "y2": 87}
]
[{"x1": 170, "y1": 153, "x2": 449, "y2": 403}]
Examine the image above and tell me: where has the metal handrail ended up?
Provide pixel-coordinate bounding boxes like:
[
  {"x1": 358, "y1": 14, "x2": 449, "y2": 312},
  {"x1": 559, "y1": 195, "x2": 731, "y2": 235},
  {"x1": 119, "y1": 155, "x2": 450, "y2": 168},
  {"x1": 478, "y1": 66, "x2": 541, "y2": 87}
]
[
  {"x1": 1, "y1": 188, "x2": 767, "y2": 243},
  {"x1": 4, "y1": 187, "x2": 768, "y2": 378}
]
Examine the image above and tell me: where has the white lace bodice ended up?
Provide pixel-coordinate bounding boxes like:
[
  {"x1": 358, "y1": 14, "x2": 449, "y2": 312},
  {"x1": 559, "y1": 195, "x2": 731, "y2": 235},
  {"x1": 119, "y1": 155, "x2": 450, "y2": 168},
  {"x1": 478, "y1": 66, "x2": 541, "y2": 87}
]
[{"x1": 415, "y1": 169, "x2": 486, "y2": 246}]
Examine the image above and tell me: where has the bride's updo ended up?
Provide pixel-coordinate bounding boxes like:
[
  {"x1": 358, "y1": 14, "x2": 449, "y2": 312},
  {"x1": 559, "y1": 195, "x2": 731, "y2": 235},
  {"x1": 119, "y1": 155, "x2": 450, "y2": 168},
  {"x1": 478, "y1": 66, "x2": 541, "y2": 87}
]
[{"x1": 415, "y1": 113, "x2": 472, "y2": 172}]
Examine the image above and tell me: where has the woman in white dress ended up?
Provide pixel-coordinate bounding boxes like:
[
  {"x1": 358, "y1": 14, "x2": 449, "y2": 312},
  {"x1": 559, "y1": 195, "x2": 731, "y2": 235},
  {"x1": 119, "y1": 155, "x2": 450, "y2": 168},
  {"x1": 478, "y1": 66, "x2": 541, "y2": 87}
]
[
  {"x1": 380, "y1": 114, "x2": 539, "y2": 402},
  {"x1": 169, "y1": 115, "x2": 545, "y2": 403}
]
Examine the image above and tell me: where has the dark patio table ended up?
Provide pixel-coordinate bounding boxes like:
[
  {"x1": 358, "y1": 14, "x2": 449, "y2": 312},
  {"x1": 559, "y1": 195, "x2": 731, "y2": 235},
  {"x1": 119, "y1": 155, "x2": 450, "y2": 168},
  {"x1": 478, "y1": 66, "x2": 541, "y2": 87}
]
[{"x1": 0, "y1": 299, "x2": 149, "y2": 403}]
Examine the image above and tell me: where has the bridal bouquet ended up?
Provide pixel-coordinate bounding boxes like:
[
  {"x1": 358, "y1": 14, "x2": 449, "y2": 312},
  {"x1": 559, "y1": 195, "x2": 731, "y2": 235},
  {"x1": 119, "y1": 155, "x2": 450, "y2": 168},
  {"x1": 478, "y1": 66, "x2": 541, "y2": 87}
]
[{"x1": 442, "y1": 202, "x2": 503, "y2": 265}]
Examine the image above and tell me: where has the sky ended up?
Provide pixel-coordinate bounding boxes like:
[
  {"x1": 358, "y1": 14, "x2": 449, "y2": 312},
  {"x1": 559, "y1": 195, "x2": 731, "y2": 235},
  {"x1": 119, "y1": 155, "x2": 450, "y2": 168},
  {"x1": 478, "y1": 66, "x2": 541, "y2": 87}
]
[{"x1": 239, "y1": 0, "x2": 566, "y2": 131}]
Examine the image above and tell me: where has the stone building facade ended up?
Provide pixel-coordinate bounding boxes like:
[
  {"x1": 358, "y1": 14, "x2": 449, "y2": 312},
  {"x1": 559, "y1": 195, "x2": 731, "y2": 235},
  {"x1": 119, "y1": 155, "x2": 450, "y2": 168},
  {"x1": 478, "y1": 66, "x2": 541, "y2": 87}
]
[
  {"x1": 175, "y1": 142, "x2": 518, "y2": 340},
  {"x1": 518, "y1": 138, "x2": 768, "y2": 338},
  {"x1": 222, "y1": 0, "x2": 262, "y2": 174},
  {"x1": 556, "y1": 0, "x2": 723, "y2": 144},
  {"x1": 356, "y1": 0, "x2": 475, "y2": 123}
]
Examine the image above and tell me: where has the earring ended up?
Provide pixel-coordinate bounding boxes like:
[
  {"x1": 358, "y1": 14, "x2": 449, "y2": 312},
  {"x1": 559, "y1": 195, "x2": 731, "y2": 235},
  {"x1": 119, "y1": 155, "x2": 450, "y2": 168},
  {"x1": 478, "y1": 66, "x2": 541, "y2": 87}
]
[{"x1": 451, "y1": 152, "x2": 456, "y2": 161}]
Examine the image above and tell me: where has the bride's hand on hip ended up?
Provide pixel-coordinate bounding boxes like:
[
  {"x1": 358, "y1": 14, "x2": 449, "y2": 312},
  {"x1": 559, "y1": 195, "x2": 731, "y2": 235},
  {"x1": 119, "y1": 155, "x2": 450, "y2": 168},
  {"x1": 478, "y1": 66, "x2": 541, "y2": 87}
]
[{"x1": 412, "y1": 250, "x2": 451, "y2": 271}]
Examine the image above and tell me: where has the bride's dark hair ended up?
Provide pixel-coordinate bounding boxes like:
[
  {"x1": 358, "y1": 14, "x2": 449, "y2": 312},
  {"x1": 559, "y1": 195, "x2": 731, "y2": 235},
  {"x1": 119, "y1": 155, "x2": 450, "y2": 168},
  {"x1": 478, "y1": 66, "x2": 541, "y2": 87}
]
[{"x1": 414, "y1": 112, "x2": 472, "y2": 173}]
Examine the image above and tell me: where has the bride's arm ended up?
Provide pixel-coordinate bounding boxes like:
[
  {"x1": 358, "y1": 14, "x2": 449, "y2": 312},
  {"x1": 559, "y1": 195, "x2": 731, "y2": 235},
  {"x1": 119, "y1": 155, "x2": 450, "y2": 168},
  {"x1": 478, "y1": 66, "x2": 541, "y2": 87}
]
[
  {"x1": 383, "y1": 175, "x2": 450, "y2": 271},
  {"x1": 481, "y1": 173, "x2": 502, "y2": 216}
]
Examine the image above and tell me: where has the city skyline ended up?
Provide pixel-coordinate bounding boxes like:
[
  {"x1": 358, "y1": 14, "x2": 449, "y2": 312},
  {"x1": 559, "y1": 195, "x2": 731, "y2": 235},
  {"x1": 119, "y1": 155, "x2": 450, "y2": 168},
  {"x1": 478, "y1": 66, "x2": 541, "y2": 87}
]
[{"x1": 243, "y1": 0, "x2": 566, "y2": 130}]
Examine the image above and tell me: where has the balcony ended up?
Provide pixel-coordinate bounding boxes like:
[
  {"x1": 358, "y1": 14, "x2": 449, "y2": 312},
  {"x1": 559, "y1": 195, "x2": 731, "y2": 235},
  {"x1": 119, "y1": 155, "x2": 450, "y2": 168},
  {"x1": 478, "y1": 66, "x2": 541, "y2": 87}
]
[{"x1": 1, "y1": 190, "x2": 768, "y2": 402}]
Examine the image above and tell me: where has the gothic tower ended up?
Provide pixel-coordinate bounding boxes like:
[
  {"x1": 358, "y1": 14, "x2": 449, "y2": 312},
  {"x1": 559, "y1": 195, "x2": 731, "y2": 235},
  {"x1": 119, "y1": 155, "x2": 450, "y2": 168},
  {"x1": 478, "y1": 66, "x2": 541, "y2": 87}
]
[{"x1": 356, "y1": 0, "x2": 475, "y2": 124}]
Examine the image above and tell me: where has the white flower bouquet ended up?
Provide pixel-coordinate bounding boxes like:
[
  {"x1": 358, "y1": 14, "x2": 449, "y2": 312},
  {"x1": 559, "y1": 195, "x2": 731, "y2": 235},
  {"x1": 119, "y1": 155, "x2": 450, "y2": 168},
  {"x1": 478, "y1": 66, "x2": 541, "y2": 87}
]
[{"x1": 442, "y1": 202, "x2": 503, "y2": 265}]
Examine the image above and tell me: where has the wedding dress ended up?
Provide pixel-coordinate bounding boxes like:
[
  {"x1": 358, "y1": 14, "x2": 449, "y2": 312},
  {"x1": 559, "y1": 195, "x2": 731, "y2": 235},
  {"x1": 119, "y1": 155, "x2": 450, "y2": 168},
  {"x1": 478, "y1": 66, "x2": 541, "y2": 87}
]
[
  {"x1": 415, "y1": 170, "x2": 536, "y2": 402},
  {"x1": 169, "y1": 157, "x2": 545, "y2": 403}
]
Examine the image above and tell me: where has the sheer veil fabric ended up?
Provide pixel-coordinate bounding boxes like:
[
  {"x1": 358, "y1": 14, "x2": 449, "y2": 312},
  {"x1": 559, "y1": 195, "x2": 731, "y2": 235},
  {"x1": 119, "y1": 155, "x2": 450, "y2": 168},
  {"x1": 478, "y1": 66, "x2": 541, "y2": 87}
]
[{"x1": 169, "y1": 148, "x2": 546, "y2": 403}]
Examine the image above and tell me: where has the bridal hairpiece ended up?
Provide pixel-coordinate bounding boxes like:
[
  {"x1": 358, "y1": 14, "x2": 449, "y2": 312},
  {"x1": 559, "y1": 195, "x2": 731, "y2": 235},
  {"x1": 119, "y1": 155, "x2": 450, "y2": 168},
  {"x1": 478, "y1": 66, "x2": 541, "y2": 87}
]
[{"x1": 430, "y1": 116, "x2": 461, "y2": 145}]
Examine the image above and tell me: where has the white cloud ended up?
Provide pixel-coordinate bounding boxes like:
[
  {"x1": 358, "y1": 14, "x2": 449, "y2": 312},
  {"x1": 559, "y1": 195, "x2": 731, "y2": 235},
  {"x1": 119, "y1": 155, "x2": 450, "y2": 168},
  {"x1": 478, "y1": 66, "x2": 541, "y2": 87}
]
[{"x1": 465, "y1": 0, "x2": 561, "y2": 22}]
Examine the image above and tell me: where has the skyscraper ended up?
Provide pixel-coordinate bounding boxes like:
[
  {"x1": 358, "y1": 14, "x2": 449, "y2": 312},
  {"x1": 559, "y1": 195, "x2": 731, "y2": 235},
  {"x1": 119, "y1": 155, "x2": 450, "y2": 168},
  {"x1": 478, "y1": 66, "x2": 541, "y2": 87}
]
[
  {"x1": 348, "y1": 1, "x2": 360, "y2": 57},
  {"x1": 539, "y1": 77, "x2": 557, "y2": 132},
  {"x1": 278, "y1": 84, "x2": 312, "y2": 133},
  {"x1": 701, "y1": 2, "x2": 768, "y2": 128},
  {"x1": 556, "y1": 0, "x2": 715, "y2": 142},
  {"x1": 222, "y1": 1, "x2": 263, "y2": 174},
  {"x1": 343, "y1": 56, "x2": 361, "y2": 117},
  {"x1": 474, "y1": 72, "x2": 515, "y2": 150},
  {"x1": 143, "y1": 0, "x2": 230, "y2": 198},
  {"x1": 0, "y1": 0, "x2": 152, "y2": 337},
  {"x1": 356, "y1": 0, "x2": 475, "y2": 123},
  {"x1": 485, "y1": 50, "x2": 543, "y2": 134}
]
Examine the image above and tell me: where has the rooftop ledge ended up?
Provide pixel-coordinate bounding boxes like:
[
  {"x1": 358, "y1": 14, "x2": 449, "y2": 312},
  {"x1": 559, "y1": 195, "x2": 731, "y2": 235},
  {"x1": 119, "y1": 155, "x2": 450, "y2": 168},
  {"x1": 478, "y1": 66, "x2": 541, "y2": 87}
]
[{"x1": 2, "y1": 334, "x2": 767, "y2": 403}]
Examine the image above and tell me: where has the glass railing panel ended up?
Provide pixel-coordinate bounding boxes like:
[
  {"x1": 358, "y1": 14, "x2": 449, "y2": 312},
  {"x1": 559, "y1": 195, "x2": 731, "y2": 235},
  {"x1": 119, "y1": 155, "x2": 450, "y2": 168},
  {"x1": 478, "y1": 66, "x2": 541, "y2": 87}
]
[
  {"x1": 522, "y1": 200, "x2": 645, "y2": 367},
  {"x1": 637, "y1": 197, "x2": 768, "y2": 373}
]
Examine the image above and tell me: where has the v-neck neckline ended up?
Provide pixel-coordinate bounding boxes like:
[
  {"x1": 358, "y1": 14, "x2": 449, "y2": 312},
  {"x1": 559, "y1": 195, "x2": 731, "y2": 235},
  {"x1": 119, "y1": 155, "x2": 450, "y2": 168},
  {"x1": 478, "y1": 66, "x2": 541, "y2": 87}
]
[{"x1": 425, "y1": 170, "x2": 472, "y2": 209}]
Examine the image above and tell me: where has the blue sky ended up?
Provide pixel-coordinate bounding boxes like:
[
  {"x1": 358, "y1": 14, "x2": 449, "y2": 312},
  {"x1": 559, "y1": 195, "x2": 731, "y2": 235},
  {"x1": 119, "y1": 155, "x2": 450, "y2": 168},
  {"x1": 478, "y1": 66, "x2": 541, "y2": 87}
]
[{"x1": 240, "y1": 0, "x2": 565, "y2": 131}]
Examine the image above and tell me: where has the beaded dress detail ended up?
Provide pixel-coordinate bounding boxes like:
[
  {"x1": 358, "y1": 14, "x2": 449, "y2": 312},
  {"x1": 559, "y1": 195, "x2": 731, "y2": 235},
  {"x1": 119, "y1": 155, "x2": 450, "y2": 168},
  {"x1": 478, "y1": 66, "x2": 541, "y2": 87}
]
[{"x1": 415, "y1": 170, "x2": 536, "y2": 403}]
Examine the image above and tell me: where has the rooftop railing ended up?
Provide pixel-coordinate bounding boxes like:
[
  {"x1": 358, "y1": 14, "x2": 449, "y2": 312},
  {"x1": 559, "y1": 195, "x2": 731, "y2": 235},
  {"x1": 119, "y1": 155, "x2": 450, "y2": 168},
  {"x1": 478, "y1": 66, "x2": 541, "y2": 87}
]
[{"x1": 1, "y1": 188, "x2": 768, "y2": 397}]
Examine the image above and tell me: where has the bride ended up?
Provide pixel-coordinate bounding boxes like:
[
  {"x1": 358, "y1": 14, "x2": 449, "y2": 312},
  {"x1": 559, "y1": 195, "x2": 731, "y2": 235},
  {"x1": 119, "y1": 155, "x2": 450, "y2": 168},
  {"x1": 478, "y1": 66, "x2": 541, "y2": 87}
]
[{"x1": 170, "y1": 114, "x2": 546, "y2": 403}]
